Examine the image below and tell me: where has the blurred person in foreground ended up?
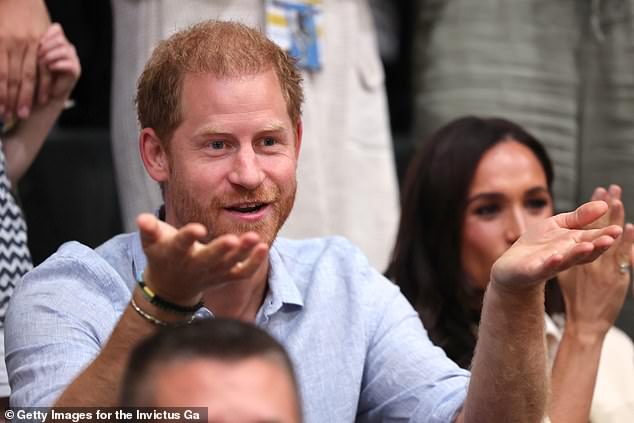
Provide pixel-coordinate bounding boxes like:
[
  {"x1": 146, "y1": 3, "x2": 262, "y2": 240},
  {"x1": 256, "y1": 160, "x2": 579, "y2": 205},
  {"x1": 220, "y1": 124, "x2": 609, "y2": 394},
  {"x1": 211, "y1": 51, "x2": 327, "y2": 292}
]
[
  {"x1": 6, "y1": 21, "x2": 623, "y2": 422},
  {"x1": 121, "y1": 318, "x2": 301, "y2": 423},
  {"x1": 386, "y1": 116, "x2": 634, "y2": 423}
]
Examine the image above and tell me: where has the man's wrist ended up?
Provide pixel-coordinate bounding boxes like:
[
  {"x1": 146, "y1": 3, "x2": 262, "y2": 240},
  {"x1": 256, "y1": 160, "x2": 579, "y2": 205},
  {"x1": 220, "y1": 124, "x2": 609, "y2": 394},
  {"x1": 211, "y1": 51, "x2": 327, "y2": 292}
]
[
  {"x1": 485, "y1": 280, "x2": 545, "y2": 318},
  {"x1": 141, "y1": 269, "x2": 204, "y2": 308},
  {"x1": 137, "y1": 278, "x2": 204, "y2": 314},
  {"x1": 131, "y1": 287, "x2": 199, "y2": 326},
  {"x1": 489, "y1": 276, "x2": 545, "y2": 299}
]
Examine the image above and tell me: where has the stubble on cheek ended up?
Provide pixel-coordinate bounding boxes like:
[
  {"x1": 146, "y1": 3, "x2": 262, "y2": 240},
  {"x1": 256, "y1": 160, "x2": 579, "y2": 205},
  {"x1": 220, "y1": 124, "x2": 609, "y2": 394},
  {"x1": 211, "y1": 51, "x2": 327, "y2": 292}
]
[{"x1": 168, "y1": 176, "x2": 296, "y2": 246}]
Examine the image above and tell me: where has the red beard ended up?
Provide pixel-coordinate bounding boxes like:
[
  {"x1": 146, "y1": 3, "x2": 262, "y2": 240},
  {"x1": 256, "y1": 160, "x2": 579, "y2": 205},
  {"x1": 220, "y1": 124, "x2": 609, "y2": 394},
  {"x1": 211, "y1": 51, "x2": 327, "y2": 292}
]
[{"x1": 167, "y1": 170, "x2": 296, "y2": 246}]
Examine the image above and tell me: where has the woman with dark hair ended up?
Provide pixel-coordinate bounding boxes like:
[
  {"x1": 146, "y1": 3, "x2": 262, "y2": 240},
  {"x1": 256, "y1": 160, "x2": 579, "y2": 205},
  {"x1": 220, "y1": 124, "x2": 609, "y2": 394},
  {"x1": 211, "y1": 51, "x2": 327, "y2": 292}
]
[{"x1": 386, "y1": 116, "x2": 634, "y2": 422}]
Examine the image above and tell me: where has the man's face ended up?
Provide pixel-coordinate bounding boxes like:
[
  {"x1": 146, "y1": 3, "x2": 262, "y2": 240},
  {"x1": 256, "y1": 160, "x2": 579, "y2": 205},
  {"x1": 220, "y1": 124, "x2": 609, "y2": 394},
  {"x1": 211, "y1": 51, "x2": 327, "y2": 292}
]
[
  {"x1": 162, "y1": 69, "x2": 300, "y2": 245},
  {"x1": 152, "y1": 357, "x2": 301, "y2": 423}
]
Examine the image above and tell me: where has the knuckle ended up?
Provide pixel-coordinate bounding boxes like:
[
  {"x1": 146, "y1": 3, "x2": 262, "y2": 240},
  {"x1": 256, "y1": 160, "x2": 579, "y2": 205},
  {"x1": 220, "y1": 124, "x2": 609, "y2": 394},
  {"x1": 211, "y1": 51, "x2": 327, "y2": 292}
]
[{"x1": 23, "y1": 31, "x2": 41, "y2": 45}]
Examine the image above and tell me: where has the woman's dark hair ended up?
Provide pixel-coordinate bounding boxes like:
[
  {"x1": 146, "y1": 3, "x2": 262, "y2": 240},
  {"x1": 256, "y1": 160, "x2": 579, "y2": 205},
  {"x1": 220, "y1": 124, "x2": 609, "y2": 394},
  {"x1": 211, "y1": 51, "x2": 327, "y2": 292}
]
[{"x1": 385, "y1": 116, "x2": 556, "y2": 369}]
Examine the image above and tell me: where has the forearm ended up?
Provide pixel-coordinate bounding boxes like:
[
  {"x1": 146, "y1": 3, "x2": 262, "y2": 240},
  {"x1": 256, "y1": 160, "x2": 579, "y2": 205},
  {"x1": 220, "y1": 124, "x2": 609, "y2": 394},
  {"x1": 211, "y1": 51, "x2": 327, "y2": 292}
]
[
  {"x1": 462, "y1": 283, "x2": 548, "y2": 423},
  {"x1": 548, "y1": 325, "x2": 604, "y2": 423},
  {"x1": 3, "y1": 98, "x2": 65, "y2": 186},
  {"x1": 53, "y1": 288, "x2": 184, "y2": 407}
]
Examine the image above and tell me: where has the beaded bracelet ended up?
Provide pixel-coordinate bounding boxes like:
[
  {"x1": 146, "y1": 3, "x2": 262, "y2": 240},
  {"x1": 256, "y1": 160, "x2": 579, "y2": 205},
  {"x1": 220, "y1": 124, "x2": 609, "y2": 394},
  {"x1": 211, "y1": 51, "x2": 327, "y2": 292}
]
[
  {"x1": 137, "y1": 276, "x2": 204, "y2": 315},
  {"x1": 130, "y1": 298, "x2": 195, "y2": 327}
]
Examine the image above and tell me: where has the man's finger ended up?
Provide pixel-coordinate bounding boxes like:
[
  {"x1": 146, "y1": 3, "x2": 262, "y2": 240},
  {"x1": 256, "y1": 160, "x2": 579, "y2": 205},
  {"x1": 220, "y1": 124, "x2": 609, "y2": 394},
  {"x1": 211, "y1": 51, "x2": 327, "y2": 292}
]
[
  {"x1": 172, "y1": 223, "x2": 207, "y2": 253},
  {"x1": 137, "y1": 213, "x2": 162, "y2": 247},
  {"x1": 229, "y1": 242, "x2": 269, "y2": 277},
  {"x1": 546, "y1": 242, "x2": 596, "y2": 275},
  {"x1": 554, "y1": 201, "x2": 608, "y2": 230},
  {"x1": 580, "y1": 238, "x2": 616, "y2": 264},
  {"x1": 586, "y1": 187, "x2": 609, "y2": 229},
  {"x1": 224, "y1": 233, "x2": 261, "y2": 262},
  {"x1": 567, "y1": 241, "x2": 599, "y2": 265},
  {"x1": 16, "y1": 43, "x2": 36, "y2": 119},
  {"x1": 201, "y1": 234, "x2": 242, "y2": 263},
  {"x1": 577, "y1": 225, "x2": 622, "y2": 246}
]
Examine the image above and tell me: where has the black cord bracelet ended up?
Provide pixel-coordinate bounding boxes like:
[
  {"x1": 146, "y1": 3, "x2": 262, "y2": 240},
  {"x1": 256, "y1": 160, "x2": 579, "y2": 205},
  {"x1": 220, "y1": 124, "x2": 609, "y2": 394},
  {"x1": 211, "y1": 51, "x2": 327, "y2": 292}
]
[{"x1": 137, "y1": 277, "x2": 204, "y2": 315}]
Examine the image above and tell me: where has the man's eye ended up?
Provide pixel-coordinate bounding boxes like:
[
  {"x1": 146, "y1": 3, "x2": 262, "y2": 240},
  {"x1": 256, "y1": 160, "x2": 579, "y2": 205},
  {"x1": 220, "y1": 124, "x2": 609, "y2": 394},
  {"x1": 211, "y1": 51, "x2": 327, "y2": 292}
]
[
  {"x1": 262, "y1": 137, "x2": 276, "y2": 147},
  {"x1": 209, "y1": 140, "x2": 225, "y2": 150}
]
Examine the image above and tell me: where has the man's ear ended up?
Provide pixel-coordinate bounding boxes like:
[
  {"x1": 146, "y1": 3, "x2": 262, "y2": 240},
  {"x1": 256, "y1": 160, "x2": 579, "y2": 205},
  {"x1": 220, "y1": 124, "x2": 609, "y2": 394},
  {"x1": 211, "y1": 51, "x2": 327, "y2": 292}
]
[
  {"x1": 294, "y1": 119, "x2": 303, "y2": 160},
  {"x1": 139, "y1": 128, "x2": 169, "y2": 183}
]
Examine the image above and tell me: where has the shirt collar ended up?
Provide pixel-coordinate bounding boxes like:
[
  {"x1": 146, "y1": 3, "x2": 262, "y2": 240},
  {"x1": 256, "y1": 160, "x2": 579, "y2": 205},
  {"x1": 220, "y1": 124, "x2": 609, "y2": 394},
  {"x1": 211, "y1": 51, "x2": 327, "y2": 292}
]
[{"x1": 268, "y1": 238, "x2": 304, "y2": 308}]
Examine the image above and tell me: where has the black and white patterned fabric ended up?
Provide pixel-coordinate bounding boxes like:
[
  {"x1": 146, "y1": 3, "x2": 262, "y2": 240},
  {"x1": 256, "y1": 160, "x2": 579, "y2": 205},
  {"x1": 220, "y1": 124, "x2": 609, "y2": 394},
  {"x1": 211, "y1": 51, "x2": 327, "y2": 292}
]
[{"x1": 0, "y1": 142, "x2": 32, "y2": 325}]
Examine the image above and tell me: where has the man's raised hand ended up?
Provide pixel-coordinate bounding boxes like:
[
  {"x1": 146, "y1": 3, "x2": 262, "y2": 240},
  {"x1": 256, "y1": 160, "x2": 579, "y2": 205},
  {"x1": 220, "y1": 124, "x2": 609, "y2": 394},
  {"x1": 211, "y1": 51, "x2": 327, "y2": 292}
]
[
  {"x1": 137, "y1": 213, "x2": 269, "y2": 307},
  {"x1": 491, "y1": 201, "x2": 623, "y2": 291}
]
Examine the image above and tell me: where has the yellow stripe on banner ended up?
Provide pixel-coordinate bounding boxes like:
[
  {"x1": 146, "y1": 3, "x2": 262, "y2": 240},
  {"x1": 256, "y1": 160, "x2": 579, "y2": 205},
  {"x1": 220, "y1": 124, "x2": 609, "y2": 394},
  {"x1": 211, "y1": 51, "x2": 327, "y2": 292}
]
[{"x1": 266, "y1": 13, "x2": 288, "y2": 26}]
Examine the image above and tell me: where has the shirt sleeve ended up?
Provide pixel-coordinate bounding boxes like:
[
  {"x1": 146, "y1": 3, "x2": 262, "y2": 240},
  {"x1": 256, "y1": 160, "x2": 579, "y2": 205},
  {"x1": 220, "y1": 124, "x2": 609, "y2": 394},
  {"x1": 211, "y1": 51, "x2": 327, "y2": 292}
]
[
  {"x1": 357, "y1": 267, "x2": 470, "y2": 422},
  {"x1": 5, "y1": 242, "x2": 130, "y2": 407}
]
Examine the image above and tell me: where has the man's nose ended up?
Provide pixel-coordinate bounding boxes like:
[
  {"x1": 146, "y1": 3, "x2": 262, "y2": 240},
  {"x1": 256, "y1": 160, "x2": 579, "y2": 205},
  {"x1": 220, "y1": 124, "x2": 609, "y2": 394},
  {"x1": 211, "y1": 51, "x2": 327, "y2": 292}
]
[{"x1": 227, "y1": 148, "x2": 265, "y2": 190}]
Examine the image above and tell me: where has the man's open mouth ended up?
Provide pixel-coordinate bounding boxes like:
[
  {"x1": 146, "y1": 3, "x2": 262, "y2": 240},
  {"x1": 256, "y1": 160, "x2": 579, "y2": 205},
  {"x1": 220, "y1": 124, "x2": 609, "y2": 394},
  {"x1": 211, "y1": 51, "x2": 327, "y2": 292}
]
[{"x1": 225, "y1": 203, "x2": 267, "y2": 213}]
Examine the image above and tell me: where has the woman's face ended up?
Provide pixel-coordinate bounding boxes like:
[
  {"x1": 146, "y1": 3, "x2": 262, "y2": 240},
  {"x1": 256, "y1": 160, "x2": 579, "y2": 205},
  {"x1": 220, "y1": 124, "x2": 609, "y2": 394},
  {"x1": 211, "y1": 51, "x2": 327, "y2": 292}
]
[{"x1": 461, "y1": 140, "x2": 553, "y2": 290}]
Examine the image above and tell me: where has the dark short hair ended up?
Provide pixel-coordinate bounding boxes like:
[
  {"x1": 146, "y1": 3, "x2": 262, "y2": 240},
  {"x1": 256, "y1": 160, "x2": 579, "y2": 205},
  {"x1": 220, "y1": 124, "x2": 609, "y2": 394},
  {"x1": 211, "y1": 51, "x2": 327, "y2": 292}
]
[
  {"x1": 121, "y1": 317, "x2": 299, "y2": 408},
  {"x1": 385, "y1": 116, "x2": 554, "y2": 368}
]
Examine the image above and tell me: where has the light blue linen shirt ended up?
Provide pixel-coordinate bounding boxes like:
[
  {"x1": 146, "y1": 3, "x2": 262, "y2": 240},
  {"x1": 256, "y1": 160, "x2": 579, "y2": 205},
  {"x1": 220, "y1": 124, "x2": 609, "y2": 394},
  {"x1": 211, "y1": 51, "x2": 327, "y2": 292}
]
[{"x1": 6, "y1": 233, "x2": 469, "y2": 422}]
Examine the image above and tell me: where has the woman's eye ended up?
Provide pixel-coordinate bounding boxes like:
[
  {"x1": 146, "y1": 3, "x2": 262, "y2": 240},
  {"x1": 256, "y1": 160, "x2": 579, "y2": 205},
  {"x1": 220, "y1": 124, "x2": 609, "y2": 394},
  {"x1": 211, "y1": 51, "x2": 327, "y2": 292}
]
[
  {"x1": 526, "y1": 198, "x2": 548, "y2": 210},
  {"x1": 474, "y1": 204, "x2": 499, "y2": 217}
]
